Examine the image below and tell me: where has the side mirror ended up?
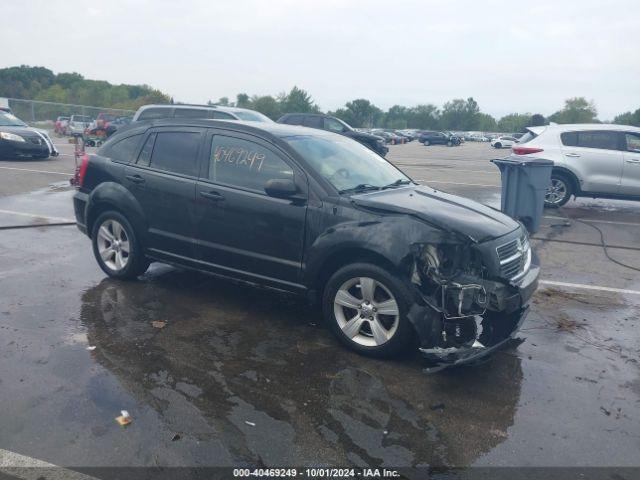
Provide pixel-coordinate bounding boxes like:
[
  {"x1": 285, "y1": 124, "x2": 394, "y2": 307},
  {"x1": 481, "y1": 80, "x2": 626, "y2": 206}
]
[{"x1": 264, "y1": 178, "x2": 298, "y2": 199}]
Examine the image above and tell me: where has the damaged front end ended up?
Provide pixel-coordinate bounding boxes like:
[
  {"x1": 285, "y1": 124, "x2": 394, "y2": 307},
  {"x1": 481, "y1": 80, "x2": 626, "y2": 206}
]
[{"x1": 407, "y1": 228, "x2": 539, "y2": 371}]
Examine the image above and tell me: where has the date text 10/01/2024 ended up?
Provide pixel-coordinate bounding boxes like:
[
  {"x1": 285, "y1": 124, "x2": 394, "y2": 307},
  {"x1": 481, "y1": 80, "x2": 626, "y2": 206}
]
[{"x1": 233, "y1": 468, "x2": 401, "y2": 478}]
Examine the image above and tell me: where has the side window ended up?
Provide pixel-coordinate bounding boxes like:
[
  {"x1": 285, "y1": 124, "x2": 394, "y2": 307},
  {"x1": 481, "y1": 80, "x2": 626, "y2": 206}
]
[
  {"x1": 208, "y1": 135, "x2": 293, "y2": 193},
  {"x1": 304, "y1": 116, "x2": 323, "y2": 128},
  {"x1": 137, "y1": 108, "x2": 172, "y2": 121},
  {"x1": 282, "y1": 115, "x2": 303, "y2": 125},
  {"x1": 108, "y1": 134, "x2": 143, "y2": 163},
  {"x1": 561, "y1": 132, "x2": 578, "y2": 147},
  {"x1": 625, "y1": 133, "x2": 640, "y2": 153},
  {"x1": 577, "y1": 131, "x2": 618, "y2": 150},
  {"x1": 324, "y1": 117, "x2": 345, "y2": 133},
  {"x1": 148, "y1": 132, "x2": 201, "y2": 176},
  {"x1": 136, "y1": 133, "x2": 156, "y2": 167},
  {"x1": 212, "y1": 111, "x2": 235, "y2": 120},
  {"x1": 174, "y1": 108, "x2": 208, "y2": 118}
]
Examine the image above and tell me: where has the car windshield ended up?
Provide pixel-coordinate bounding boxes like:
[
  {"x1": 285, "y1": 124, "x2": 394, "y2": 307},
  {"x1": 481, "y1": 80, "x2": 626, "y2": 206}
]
[
  {"x1": 73, "y1": 116, "x2": 91, "y2": 122},
  {"x1": 283, "y1": 134, "x2": 411, "y2": 193},
  {"x1": 0, "y1": 112, "x2": 27, "y2": 127},
  {"x1": 232, "y1": 110, "x2": 273, "y2": 122}
]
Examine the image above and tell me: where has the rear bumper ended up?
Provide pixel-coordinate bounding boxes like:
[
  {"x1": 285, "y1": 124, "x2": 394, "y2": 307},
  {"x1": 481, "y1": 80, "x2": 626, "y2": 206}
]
[{"x1": 73, "y1": 191, "x2": 89, "y2": 235}]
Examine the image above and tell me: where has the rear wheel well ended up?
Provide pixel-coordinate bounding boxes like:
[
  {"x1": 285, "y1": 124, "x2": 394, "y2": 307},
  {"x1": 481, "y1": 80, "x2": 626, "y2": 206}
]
[
  {"x1": 552, "y1": 167, "x2": 580, "y2": 194},
  {"x1": 87, "y1": 202, "x2": 127, "y2": 238},
  {"x1": 314, "y1": 248, "x2": 398, "y2": 303}
]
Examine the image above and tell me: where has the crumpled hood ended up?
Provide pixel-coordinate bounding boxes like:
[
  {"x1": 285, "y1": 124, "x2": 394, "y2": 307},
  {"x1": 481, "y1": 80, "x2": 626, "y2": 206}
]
[{"x1": 351, "y1": 185, "x2": 520, "y2": 242}]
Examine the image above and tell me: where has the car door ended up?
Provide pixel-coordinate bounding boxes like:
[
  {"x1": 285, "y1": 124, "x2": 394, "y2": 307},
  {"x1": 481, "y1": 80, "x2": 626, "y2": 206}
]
[
  {"x1": 194, "y1": 130, "x2": 308, "y2": 288},
  {"x1": 560, "y1": 130, "x2": 624, "y2": 194},
  {"x1": 620, "y1": 132, "x2": 640, "y2": 195},
  {"x1": 123, "y1": 127, "x2": 204, "y2": 260}
]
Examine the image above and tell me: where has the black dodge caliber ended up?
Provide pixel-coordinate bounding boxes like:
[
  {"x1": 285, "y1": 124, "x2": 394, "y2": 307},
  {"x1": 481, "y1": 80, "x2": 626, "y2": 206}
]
[{"x1": 73, "y1": 119, "x2": 538, "y2": 368}]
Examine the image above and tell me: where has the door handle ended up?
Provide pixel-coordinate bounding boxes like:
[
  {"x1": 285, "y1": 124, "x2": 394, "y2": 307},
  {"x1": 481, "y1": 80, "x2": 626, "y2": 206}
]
[
  {"x1": 126, "y1": 174, "x2": 145, "y2": 184},
  {"x1": 625, "y1": 159, "x2": 640, "y2": 164},
  {"x1": 565, "y1": 153, "x2": 581, "y2": 158},
  {"x1": 200, "y1": 191, "x2": 225, "y2": 201}
]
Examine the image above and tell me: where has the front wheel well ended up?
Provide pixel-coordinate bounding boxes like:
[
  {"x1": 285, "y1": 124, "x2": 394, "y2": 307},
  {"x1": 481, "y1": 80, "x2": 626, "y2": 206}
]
[{"x1": 313, "y1": 248, "x2": 399, "y2": 303}]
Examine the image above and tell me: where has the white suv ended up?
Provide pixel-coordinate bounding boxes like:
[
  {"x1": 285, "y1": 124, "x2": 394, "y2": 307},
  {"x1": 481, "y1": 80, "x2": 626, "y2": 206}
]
[{"x1": 512, "y1": 123, "x2": 640, "y2": 206}]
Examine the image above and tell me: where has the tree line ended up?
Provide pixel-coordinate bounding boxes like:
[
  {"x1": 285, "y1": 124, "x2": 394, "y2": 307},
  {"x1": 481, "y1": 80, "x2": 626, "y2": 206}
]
[
  {"x1": 0, "y1": 65, "x2": 170, "y2": 110},
  {"x1": 2, "y1": 66, "x2": 638, "y2": 130}
]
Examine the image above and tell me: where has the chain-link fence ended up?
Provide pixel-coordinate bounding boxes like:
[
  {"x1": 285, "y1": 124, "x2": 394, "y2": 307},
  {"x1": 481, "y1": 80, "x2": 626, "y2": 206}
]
[{"x1": 4, "y1": 98, "x2": 135, "y2": 130}]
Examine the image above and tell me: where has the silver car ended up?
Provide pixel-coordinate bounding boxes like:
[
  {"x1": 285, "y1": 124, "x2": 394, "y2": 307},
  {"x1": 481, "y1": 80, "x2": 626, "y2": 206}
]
[{"x1": 512, "y1": 123, "x2": 640, "y2": 206}]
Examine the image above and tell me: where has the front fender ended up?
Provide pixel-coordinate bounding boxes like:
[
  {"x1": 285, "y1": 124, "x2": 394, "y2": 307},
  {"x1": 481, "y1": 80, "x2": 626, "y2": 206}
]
[{"x1": 86, "y1": 182, "x2": 148, "y2": 244}]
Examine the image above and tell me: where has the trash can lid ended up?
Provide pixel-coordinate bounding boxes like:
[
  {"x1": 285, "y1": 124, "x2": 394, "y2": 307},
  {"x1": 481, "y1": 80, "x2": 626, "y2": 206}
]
[{"x1": 491, "y1": 156, "x2": 554, "y2": 167}]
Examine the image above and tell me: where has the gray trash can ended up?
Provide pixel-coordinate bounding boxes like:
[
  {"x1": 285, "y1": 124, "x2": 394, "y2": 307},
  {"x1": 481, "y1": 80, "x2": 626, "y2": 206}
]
[{"x1": 491, "y1": 157, "x2": 553, "y2": 233}]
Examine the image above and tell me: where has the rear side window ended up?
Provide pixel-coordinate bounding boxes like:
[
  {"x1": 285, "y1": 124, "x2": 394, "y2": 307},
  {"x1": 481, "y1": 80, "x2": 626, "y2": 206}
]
[
  {"x1": 562, "y1": 131, "x2": 619, "y2": 150},
  {"x1": 304, "y1": 116, "x2": 323, "y2": 128},
  {"x1": 148, "y1": 131, "x2": 201, "y2": 176},
  {"x1": 174, "y1": 108, "x2": 208, "y2": 118},
  {"x1": 518, "y1": 130, "x2": 538, "y2": 144},
  {"x1": 137, "y1": 108, "x2": 172, "y2": 121},
  {"x1": 281, "y1": 115, "x2": 303, "y2": 125},
  {"x1": 107, "y1": 134, "x2": 143, "y2": 163},
  {"x1": 208, "y1": 135, "x2": 293, "y2": 193},
  {"x1": 625, "y1": 133, "x2": 640, "y2": 153}
]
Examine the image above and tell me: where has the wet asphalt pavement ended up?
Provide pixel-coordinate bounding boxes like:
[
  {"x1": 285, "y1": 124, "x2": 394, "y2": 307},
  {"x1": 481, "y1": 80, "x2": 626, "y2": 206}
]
[{"x1": 0, "y1": 140, "x2": 639, "y2": 472}]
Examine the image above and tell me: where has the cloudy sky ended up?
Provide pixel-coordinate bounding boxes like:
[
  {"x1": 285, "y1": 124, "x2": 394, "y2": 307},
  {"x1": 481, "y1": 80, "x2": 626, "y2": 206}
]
[{"x1": 3, "y1": 0, "x2": 639, "y2": 119}]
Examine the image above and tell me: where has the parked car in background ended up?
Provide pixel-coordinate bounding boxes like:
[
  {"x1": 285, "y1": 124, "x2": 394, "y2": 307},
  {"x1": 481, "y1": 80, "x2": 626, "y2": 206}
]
[
  {"x1": 513, "y1": 123, "x2": 640, "y2": 206},
  {"x1": 133, "y1": 104, "x2": 273, "y2": 123},
  {"x1": 419, "y1": 131, "x2": 460, "y2": 146},
  {"x1": 0, "y1": 106, "x2": 13, "y2": 114},
  {"x1": 65, "y1": 115, "x2": 93, "y2": 135},
  {"x1": 54, "y1": 116, "x2": 69, "y2": 135},
  {"x1": 72, "y1": 118, "x2": 537, "y2": 367},
  {"x1": 491, "y1": 136, "x2": 518, "y2": 149},
  {"x1": 0, "y1": 111, "x2": 58, "y2": 159},
  {"x1": 278, "y1": 113, "x2": 389, "y2": 156}
]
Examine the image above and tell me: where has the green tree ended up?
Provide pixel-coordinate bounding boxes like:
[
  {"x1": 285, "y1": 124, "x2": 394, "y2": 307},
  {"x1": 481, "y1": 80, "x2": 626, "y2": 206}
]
[
  {"x1": 613, "y1": 108, "x2": 640, "y2": 127},
  {"x1": 236, "y1": 93, "x2": 251, "y2": 108},
  {"x1": 406, "y1": 104, "x2": 440, "y2": 129},
  {"x1": 549, "y1": 97, "x2": 598, "y2": 124},
  {"x1": 497, "y1": 113, "x2": 531, "y2": 133},
  {"x1": 529, "y1": 113, "x2": 546, "y2": 126},
  {"x1": 440, "y1": 97, "x2": 482, "y2": 130},
  {"x1": 280, "y1": 86, "x2": 319, "y2": 114},
  {"x1": 250, "y1": 95, "x2": 282, "y2": 120}
]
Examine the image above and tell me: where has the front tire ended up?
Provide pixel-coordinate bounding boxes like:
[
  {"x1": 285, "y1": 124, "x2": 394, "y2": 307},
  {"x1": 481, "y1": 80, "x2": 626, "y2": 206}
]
[
  {"x1": 544, "y1": 173, "x2": 573, "y2": 207},
  {"x1": 322, "y1": 263, "x2": 416, "y2": 358},
  {"x1": 494, "y1": 142, "x2": 502, "y2": 148},
  {"x1": 91, "y1": 211, "x2": 149, "y2": 279},
  {"x1": 423, "y1": 140, "x2": 430, "y2": 146}
]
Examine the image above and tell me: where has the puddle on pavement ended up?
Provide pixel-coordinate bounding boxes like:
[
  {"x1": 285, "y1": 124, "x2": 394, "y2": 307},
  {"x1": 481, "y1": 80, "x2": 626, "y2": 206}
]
[{"x1": 78, "y1": 266, "x2": 524, "y2": 467}]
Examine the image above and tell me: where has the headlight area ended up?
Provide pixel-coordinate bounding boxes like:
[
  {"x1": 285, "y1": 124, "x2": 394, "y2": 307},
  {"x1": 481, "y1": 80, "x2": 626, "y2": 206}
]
[
  {"x1": 407, "y1": 242, "x2": 531, "y2": 371},
  {"x1": 0, "y1": 131, "x2": 26, "y2": 142}
]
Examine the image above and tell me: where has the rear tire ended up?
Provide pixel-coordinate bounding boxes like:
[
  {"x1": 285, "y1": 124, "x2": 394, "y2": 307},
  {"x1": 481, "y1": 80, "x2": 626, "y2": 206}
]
[
  {"x1": 322, "y1": 263, "x2": 416, "y2": 358},
  {"x1": 424, "y1": 140, "x2": 430, "y2": 146},
  {"x1": 544, "y1": 172, "x2": 573, "y2": 207},
  {"x1": 91, "y1": 210, "x2": 149, "y2": 279}
]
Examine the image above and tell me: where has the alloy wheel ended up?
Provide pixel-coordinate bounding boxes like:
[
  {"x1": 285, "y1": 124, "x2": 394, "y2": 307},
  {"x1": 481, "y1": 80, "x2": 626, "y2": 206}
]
[
  {"x1": 545, "y1": 178, "x2": 568, "y2": 205},
  {"x1": 96, "y1": 219, "x2": 130, "y2": 271},
  {"x1": 333, "y1": 277, "x2": 400, "y2": 347}
]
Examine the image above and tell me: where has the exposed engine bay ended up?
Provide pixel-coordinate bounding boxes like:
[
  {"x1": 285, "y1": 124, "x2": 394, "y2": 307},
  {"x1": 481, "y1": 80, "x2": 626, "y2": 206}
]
[{"x1": 407, "y1": 233, "x2": 537, "y2": 371}]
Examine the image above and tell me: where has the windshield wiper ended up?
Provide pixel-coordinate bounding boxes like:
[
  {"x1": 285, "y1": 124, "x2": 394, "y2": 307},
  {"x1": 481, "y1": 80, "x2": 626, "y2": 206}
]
[
  {"x1": 381, "y1": 179, "x2": 412, "y2": 189},
  {"x1": 338, "y1": 183, "x2": 382, "y2": 194}
]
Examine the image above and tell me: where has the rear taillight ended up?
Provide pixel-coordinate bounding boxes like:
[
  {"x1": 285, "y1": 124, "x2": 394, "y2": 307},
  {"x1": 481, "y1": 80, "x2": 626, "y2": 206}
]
[
  {"x1": 75, "y1": 154, "x2": 90, "y2": 187},
  {"x1": 512, "y1": 146, "x2": 544, "y2": 155}
]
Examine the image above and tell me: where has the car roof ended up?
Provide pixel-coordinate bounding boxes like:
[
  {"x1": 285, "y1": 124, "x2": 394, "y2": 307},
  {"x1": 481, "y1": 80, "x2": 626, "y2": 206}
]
[
  {"x1": 135, "y1": 103, "x2": 260, "y2": 114},
  {"x1": 117, "y1": 117, "x2": 337, "y2": 139},
  {"x1": 528, "y1": 123, "x2": 640, "y2": 134}
]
